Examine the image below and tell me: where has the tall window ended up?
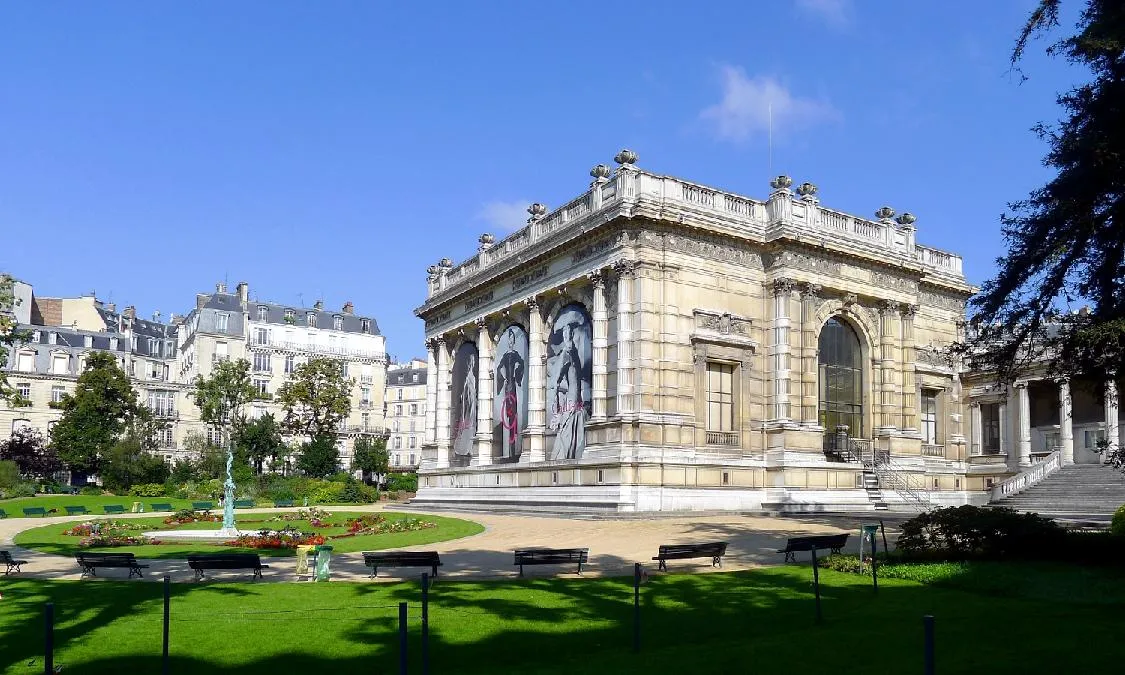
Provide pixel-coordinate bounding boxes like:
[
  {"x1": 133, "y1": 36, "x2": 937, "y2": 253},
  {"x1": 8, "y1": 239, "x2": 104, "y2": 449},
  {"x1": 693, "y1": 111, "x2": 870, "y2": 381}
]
[
  {"x1": 410, "y1": 403, "x2": 418, "y2": 416},
  {"x1": 253, "y1": 379, "x2": 269, "y2": 397},
  {"x1": 408, "y1": 453, "x2": 415, "y2": 465},
  {"x1": 397, "y1": 389, "x2": 403, "y2": 401},
  {"x1": 51, "y1": 353, "x2": 69, "y2": 375},
  {"x1": 361, "y1": 413, "x2": 370, "y2": 431},
  {"x1": 284, "y1": 354, "x2": 296, "y2": 374},
  {"x1": 981, "y1": 403, "x2": 1001, "y2": 453},
  {"x1": 361, "y1": 387, "x2": 371, "y2": 404},
  {"x1": 395, "y1": 404, "x2": 402, "y2": 416},
  {"x1": 284, "y1": 309, "x2": 295, "y2": 322},
  {"x1": 409, "y1": 435, "x2": 417, "y2": 448},
  {"x1": 16, "y1": 383, "x2": 30, "y2": 400},
  {"x1": 360, "y1": 318, "x2": 370, "y2": 332},
  {"x1": 254, "y1": 328, "x2": 269, "y2": 345},
  {"x1": 921, "y1": 390, "x2": 938, "y2": 445},
  {"x1": 257, "y1": 306, "x2": 269, "y2": 321},
  {"x1": 51, "y1": 385, "x2": 65, "y2": 403},
  {"x1": 394, "y1": 436, "x2": 402, "y2": 449},
  {"x1": 16, "y1": 351, "x2": 34, "y2": 372},
  {"x1": 216, "y1": 313, "x2": 229, "y2": 331},
  {"x1": 307, "y1": 312, "x2": 317, "y2": 327},
  {"x1": 818, "y1": 318, "x2": 864, "y2": 437},
  {"x1": 333, "y1": 315, "x2": 343, "y2": 330},
  {"x1": 253, "y1": 352, "x2": 271, "y2": 372},
  {"x1": 706, "y1": 362, "x2": 735, "y2": 431}
]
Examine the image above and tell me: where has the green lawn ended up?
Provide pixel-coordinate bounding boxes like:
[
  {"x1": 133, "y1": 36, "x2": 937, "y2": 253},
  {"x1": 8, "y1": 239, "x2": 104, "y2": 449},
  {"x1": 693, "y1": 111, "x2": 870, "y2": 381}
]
[
  {"x1": 0, "y1": 495, "x2": 199, "y2": 516},
  {"x1": 1, "y1": 563, "x2": 1123, "y2": 674},
  {"x1": 13, "y1": 511, "x2": 484, "y2": 558}
]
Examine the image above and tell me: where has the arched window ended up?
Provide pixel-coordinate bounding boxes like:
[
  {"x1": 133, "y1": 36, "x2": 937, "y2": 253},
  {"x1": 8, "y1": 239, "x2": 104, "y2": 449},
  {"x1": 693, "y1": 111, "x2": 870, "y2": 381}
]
[{"x1": 818, "y1": 317, "x2": 863, "y2": 437}]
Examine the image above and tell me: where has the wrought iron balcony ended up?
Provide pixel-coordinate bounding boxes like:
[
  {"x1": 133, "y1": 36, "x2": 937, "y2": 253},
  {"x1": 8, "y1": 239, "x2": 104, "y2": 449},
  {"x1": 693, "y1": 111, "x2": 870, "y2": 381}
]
[
  {"x1": 921, "y1": 444, "x2": 945, "y2": 458},
  {"x1": 705, "y1": 430, "x2": 739, "y2": 447}
]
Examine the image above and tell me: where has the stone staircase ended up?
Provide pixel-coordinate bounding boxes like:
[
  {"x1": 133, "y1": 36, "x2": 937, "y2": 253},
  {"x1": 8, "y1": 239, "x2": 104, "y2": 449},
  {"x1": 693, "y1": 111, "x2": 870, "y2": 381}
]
[{"x1": 992, "y1": 464, "x2": 1125, "y2": 522}]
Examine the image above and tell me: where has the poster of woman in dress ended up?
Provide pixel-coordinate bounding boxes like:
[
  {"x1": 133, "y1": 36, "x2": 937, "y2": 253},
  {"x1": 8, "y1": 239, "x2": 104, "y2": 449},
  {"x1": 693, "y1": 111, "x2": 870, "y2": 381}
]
[
  {"x1": 546, "y1": 303, "x2": 592, "y2": 460},
  {"x1": 450, "y1": 341, "x2": 478, "y2": 459},
  {"x1": 492, "y1": 324, "x2": 528, "y2": 462}
]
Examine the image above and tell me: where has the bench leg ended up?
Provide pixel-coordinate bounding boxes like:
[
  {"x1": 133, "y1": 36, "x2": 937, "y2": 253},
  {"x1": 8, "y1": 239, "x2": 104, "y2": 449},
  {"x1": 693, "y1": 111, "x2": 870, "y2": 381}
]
[
  {"x1": 369, "y1": 567, "x2": 378, "y2": 579},
  {"x1": 784, "y1": 552, "x2": 794, "y2": 563},
  {"x1": 519, "y1": 564, "x2": 523, "y2": 577},
  {"x1": 432, "y1": 565, "x2": 438, "y2": 580},
  {"x1": 254, "y1": 568, "x2": 262, "y2": 581},
  {"x1": 130, "y1": 567, "x2": 143, "y2": 579},
  {"x1": 194, "y1": 569, "x2": 204, "y2": 582},
  {"x1": 658, "y1": 559, "x2": 667, "y2": 572},
  {"x1": 577, "y1": 562, "x2": 583, "y2": 575},
  {"x1": 713, "y1": 556, "x2": 722, "y2": 568}
]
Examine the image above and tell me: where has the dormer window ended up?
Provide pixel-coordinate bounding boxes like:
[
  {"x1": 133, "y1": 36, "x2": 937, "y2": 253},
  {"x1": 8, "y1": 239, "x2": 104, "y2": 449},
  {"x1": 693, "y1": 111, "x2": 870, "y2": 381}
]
[
  {"x1": 307, "y1": 312, "x2": 317, "y2": 328},
  {"x1": 216, "y1": 313, "x2": 229, "y2": 331},
  {"x1": 284, "y1": 309, "x2": 295, "y2": 321},
  {"x1": 258, "y1": 306, "x2": 269, "y2": 321},
  {"x1": 360, "y1": 318, "x2": 371, "y2": 332},
  {"x1": 333, "y1": 315, "x2": 343, "y2": 330}
]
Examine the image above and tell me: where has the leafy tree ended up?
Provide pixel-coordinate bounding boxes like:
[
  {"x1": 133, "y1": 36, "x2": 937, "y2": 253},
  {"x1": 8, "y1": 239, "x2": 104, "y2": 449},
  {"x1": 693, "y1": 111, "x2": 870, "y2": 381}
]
[
  {"x1": 191, "y1": 358, "x2": 256, "y2": 443},
  {"x1": 50, "y1": 351, "x2": 144, "y2": 473},
  {"x1": 297, "y1": 435, "x2": 340, "y2": 478},
  {"x1": 0, "y1": 427, "x2": 62, "y2": 480},
  {"x1": 0, "y1": 460, "x2": 22, "y2": 489},
  {"x1": 277, "y1": 357, "x2": 354, "y2": 439},
  {"x1": 100, "y1": 433, "x2": 170, "y2": 492},
  {"x1": 970, "y1": 1, "x2": 1125, "y2": 387},
  {"x1": 0, "y1": 273, "x2": 32, "y2": 407},
  {"x1": 352, "y1": 435, "x2": 389, "y2": 484},
  {"x1": 236, "y1": 413, "x2": 284, "y2": 474}
]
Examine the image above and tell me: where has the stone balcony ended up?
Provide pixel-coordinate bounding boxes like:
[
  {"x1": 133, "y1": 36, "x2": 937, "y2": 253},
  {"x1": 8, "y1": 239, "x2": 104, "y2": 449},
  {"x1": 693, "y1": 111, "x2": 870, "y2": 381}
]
[{"x1": 421, "y1": 152, "x2": 966, "y2": 306}]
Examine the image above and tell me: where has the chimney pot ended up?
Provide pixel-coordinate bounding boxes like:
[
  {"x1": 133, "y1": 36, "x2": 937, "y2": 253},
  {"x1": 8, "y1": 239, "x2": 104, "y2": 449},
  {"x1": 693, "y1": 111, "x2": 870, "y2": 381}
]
[
  {"x1": 124, "y1": 306, "x2": 136, "y2": 320},
  {"x1": 343, "y1": 301, "x2": 354, "y2": 315},
  {"x1": 196, "y1": 294, "x2": 208, "y2": 310},
  {"x1": 106, "y1": 303, "x2": 116, "y2": 313},
  {"x1": 314, "y1": 300, "x2": 324, "y2": 311},
  {"x1": 236, "y1": 281, "x2": 249, "y2": 305}
]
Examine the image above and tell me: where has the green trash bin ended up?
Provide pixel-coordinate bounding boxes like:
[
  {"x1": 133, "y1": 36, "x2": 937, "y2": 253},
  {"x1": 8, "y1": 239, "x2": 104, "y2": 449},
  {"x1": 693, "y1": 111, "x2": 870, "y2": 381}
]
[{"x1": 314, "y1": 545, "x2": 333, "y2": 582}]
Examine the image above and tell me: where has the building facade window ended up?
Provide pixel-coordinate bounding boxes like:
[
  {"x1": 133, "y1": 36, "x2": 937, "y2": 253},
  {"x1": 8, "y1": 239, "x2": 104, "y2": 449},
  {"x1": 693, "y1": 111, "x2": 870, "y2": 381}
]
[
  {"x1": 258, "y1": 306, "x2": 269, "y2": 321},
  {"x1": 981, "y1": 403, "x2": 1001, "y2": 453},
  {"x1": 340, "y1": 362, "x2": 348, "y2": 377},
  {"x1": 148, "y1": 390, "x2": 175, "y2": 417},
  {"x1": 206, "y1": 426, "x2": 223, "y2": 446},
  {"x1": 921, "y1": 390, "x2": 939, "y2": 445},
  {"x1": 51, "y1": 353, "x2": 69, "y2": 375},
  {"x1": 361, "y1": 387, "x2": 371, "y2": 404},
  {"x1": 254, "y1": 328, "x2": 269, "y2": 345},
  {"x1": 12, "y1": 418, "x2": 31, "y2": 433},
  {"x1": 307, "y1": 312, "x2": 317, "y2": 327},
  {"x1": 333, "y1": 315, "x2": 343, "y2": 330},
  {"x1": 253, "y1": 379, "x2": 270, "y2": 397},
  {"x1": 360, "y1": 318, "x2": 370, "y2": 332},
  {"x1": 395, "y1": 404, "x2": 402, "y2": 416},
  {"x1": 394, "y1": 436, "x2": 403, "y2": 449},
  {"x1": 284, "y1": 309, "x2": 295, "y2": 322},
  {"x1": 1085, "y1": 429, "x2": 1106, "y2": 449},
  {"x1": 397, "y1": 389, "x2": 403, "y2": 401},
  {"x1": 16, "y1": 350, "x2": 34, "y2": 372},
  {"x1": 253, "y1": 352, "x2": 272, "y2": 373},
  {"x1": 284, "y1": 354, "x2": 296, "y2": 374},
  {"x1": 408, "y1": 453, "x2": 415, "y2": 465},
  {"x1": 16, "y1": 382, "x2": 30, "y2": 400},
  {"x1": 216, "y1": 313, "x2": 229, "y2": 331},
  {"x1": 409, "y1": 403, "x2": 418, "y2": 415},
  {"x1": 361, "y1": 413, "x2": 370, "y2": 431},
  {"x1": 393, "y1": 454, "x2": 400, "y2": 466},
  {"x1": 51, "y1": 385, "x2": 65, "y2": 403},
  {"x1": 818, "y1": 318, "x2": 864, "y2": 437},
  {"x1": 408, "y1": 436, "x2": 416, "y2": 448},
  {"x1": 705, "y1": 362, "x2": 735, "y2": 432}
]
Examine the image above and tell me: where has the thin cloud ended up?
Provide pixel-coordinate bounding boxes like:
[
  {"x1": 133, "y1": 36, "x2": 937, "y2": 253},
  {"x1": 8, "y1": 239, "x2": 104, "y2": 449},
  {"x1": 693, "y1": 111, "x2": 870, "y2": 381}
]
[
  {"x1": 699, "y1": 65, "x2": 839, "y2": 143},
  {"x1": 795, "y1": 0, "x2": 852, "y2": 28},
  {"x1": 477, "y1": 200, "x2": 531, "y2": 233}
]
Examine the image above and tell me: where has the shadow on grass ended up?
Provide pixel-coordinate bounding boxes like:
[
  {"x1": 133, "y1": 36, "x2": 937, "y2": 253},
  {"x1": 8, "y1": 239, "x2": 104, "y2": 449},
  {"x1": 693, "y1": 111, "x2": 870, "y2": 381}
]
[{"x1": 6, "y1": 560, "x2": 1125, "y2": 675}]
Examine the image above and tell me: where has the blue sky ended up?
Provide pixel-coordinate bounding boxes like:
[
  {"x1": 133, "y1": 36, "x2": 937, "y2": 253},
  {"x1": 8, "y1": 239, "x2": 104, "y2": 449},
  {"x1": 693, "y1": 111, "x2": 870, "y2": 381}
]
[{"x1": 0, "y1": 1, "x2": 1084, "y2": 360}]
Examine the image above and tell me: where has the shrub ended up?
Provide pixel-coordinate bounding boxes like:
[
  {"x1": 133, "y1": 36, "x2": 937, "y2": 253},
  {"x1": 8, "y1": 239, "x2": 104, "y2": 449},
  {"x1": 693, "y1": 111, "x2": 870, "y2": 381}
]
[
  {"x1": 386, "y1": 473, "x2": 418, "y2": 493},
  {"x1": 339, "y1": 477, "x2": 377, "y2": 504},
  {"x1": 1112, "y1": 505, "x2": 1125, "y2": 537},
  {"x1": 310, "y1": 481, "x2": 345, "y2": 504},
  {"x1": 819, "y1": 554, "x2": 971, "y2": 584},
  {"x1": 1, "y1": 482, "x2": 37, "y2": 499},
  {"x1": 80, "y1": 485, "x2": 104, "y2": 496},
  {"x1": 128, "y1": 483, "x2": 166, "y2": 497},
  {"x1": 896, "y1": 505, "x2": 1063, "y2": 559},
  {"x1": 0, "y1": 460, "x2": 19, "y2": 489}
]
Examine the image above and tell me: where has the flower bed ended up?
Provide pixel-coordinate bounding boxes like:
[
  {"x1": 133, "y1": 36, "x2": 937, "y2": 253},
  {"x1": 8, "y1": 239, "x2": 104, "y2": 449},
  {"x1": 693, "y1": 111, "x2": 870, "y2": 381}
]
[
  {"x1": 270, "y1": 507, "x2": 332, "y2": 527},
  {"x1": 225, "y1": 528, "x2": 326, "y2": 550},
  {"x1": 332, "y1": 514, "x2": 436, "y2": 539},
  {"x1": 164, "y1": 509, "x2": 222, "y2": 525},
  {"x1": 79, "y1": 534, "x2": 159, "y2": 548}
]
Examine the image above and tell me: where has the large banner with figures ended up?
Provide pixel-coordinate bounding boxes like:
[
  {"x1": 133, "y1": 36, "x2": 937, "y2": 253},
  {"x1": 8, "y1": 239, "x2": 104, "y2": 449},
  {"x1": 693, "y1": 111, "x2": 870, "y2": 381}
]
[
  {"x1": 546, "y1": 303, "x2": 592, "y2": 460},
  {"x1": 450, "y1": 341, "x2": 478, "y2": 460},
  {"x1": 492, "y1": 324, "x2": 528, "y2": 462}
]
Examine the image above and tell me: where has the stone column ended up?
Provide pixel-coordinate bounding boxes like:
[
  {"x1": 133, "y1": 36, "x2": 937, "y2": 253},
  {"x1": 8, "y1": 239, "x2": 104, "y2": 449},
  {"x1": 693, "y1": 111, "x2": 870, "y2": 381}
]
[
  {"x1": 1015, "y1": 381, "x2": 1032, "y2": 467},
  {"x1": 899, "y1": 304, "x2": 918, "y2": 434},
  {"x1": 590, "y1": 271, "x2": 608, "y2": 421},
  {"x1": 800, "y1": 283, "x2": 822, "y2": 427},
  {"x1": 877, "y1": 300, "x2": 900, "y2": 435},
  {"x1": 1106, "y1": 379, "x2": 1120, "y2": 460},
  {"x1": 434, "y1": 337, "x2": 451, "y2": 469},
  {"x1": 474, "y1": 317, "x2": 494, "y2": 466},
  {"x1": 424, "y1": 339, "x2": 438, "y2": 445},
  {"x1": 969, "y1": 402, "x2": 982, "y2": 455},
  {"x1": 524, "y1": 298, "x2": 547, "y2": 463},
  {"x1": 1059, "y1": 378, "x2": 1074, "y2": 465},
  {"x1": 769, "y1": 279, "x2": 795, "y2": 423},
  {"x1": 614, "y1": 260, "x2": 636, "y2": 416}
]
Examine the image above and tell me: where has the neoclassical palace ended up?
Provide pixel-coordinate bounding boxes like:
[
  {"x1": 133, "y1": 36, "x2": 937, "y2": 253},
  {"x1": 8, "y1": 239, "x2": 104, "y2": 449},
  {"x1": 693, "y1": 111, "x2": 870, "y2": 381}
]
[{"x1": 411, "y1": 151, "x2": 1116, "y2": 513}]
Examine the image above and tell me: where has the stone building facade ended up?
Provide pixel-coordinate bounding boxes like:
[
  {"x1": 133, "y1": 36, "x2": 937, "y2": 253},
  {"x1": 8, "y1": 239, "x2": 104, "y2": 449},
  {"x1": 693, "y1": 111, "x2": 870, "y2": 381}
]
[
  {"x1": 385, "y1": 359, "x2": 427, "y2": 469},
  {"x1": 2, "y1": 280, "x2": 387, "y2": 475},
  {"x1": 413, "y1": 151, "x2": 979, "y2": 513}
]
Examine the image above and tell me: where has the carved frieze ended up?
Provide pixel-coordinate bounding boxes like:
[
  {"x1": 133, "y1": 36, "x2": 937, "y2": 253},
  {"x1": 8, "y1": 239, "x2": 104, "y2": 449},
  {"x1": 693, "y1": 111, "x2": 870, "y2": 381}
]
[
  {"x1": 768, "y1": 250, "x2": 842, "y2": 275},
  {"x1": 511, "y1": 265, "x2": 548, "y2": 291},
  {"x1": 694, "y1": 309, "x2": 752, "y2": 337},
  {"x1": 424, "y1": 310, "x2": 451, "y2": 330},
  {"x1": 464, "y1": 290, "x2": 494, "y2": 312},
  {"x1": 919, "y1": 290, "x2": 968, "y2": 313},
  {"x1": 871, "y1": 270, "x2": 918, "y2": 294},
  {"x1": 572, "y1": 237, "x2": 617, "y2": 264},
  {"x1": 916, "y1": 347, "x2": 954, "y2": 369},
  {"x1": 640, "y1": 230, "x2": 765, "y2": 269}
]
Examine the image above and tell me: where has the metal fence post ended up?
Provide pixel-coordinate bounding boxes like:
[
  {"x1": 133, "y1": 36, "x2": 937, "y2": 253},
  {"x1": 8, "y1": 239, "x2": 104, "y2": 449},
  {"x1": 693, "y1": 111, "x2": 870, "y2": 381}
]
[
  {"x1": 924, "y1": 615, "x2": 935, "y2": 675},
  {"x1": 44, "y1": 602, "x2": 54, "y2": 675},
  {"x1": 422, "y1": 573, "x2": 430, "y2": 675},
  {"x1": 163, "y1": 575, "x2": 171, "y2": 675},
  {"x1": 810, "y1": 548, "x2": 822, "y2": 624},
  {"x1": 399, "y1": 602, "x2": 408, "y2": 675},
  {"x1": 870, "y1": 533, "x2": 879, "y2": 593},
  {"x1": 633, "y1": 562, "x2": 641, "y2": 653}
]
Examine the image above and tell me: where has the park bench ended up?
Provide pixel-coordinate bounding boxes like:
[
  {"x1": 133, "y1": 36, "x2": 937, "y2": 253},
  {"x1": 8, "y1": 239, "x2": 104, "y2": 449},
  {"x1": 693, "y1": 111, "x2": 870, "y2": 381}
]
[
  {"x1": 64, "y1": 505, "x2": 89, "y2": 516},
  {"x1": 76, "y1": 552, "x2": 148, "y2": 579},
  {"x1": 103, "y1": 504, "x2": 125, "y2": 515},
  {"x1": 778, "y1": 534, "x2": 850, "y2": 563},
  {"x1": 273, "y1": 499, "x2": 294, "y2": 508},
  {"x1": 234, "y1": 499, "x2": 255, "y2": 509},
  {"x1": 652, "y1": 542, "x2": 728, "y2": 572},
  {"x1": 150, "y1": 503, "x2": 173, "y2": 511},
  {"x1": 513, "y1": 548, "x2": 589, "y2": 576},
  {"x1": 22, "y1": 507, "x2": 47, "y2": 517},
  {"x1": 362, "y1": 551, "x2": 442, "y2": 579},
  {"x1": 187, "y1": 553, "x2": 270, "y2": 581},
  {"x1": 0, "y1": 508, "x2": 8, "y2": 518},
  {"x1": 2, "y1": 550, "x2": 28, "y2": 575},
  {"x1": 192, "y1": 501, "x2": 214, "y2": 511}
]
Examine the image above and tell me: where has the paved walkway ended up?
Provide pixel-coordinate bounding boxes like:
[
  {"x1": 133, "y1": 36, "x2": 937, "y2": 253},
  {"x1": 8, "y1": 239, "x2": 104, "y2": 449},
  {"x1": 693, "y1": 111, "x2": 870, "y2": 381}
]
[{"x1": 0, "y1": 505, "x2": 900, "y2": 583}]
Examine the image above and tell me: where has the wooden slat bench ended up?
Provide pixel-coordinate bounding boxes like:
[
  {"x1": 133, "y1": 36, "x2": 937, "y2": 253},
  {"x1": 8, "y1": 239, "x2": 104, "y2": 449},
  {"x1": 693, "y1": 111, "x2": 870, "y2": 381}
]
[
  {"x1": 22, "y1": 507, "x2": 47, "y2": 517},
  {"x1": 514, "y1": 548, "x2": 589, "y2": 576},
  {"x1": 187, "y1": 553, "x2": 270, "y2": 581},
  {"x1": 103, "y1": 505, "x2": 125, "y2": 515},
  {"x1": 362, "y1": 551, "x2": 442, "y2": 579},
  {"x1": 2, "y1": 550, "x2": 28, "y2": 575},
  {"x1": 778, "y1": 534, "x2": 849, "y2": 563},
  {"x1": 192, "y1": 501, "x2": 214, "y2": 511},
  {"x1": 273, "y1": 499, "x2": 294, "y2": 508},
  {"x1": 652, "y1": 541, "x2": 728, "y2": 572},
  {"x1": 150, "y1": 503, "x2": 173, "y2": 511},
  {"x1": 64, "y1": 505, "x2": 89, "y2": 516},
  {"x1": 233, "y1": 499, "x2": 255, "y2": 509},
  {"x1": 76, "y1": 552, "x2": 148, "y2": 579}
]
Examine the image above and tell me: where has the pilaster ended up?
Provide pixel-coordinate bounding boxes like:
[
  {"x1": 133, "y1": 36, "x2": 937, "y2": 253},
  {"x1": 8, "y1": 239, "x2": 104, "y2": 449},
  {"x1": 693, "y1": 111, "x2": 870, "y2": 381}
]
[
  {"x1": 614, "y1": 260, "x2": 636, "y2": 417},
  {"x1": 877, "y1": 300, "x2": 900, "y2": 436},
  {"x1": 799, "y1": 282, "x2": 822, "y2": 427},
  {"x1": 899, "y1": 304, "x2": 918, "y2": 434},
  {"x1": 768, "y1": 279, "x2": 795, "y2": 424},
  {"x1": 434, "y1": 337, "x2": 451, "y2": 469},
  {"x1": 424, "y1": 339, "x2": 437, "y2": 445},
  {"x1": 523, "y1": 298, "x2": 547, "y2": 463},
  {"x1": 474, "y1": 317, "x2": 494, "y2": 466},
  {"x1": 590, "y1": 271, "x2": 608, "y2": 422}
]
